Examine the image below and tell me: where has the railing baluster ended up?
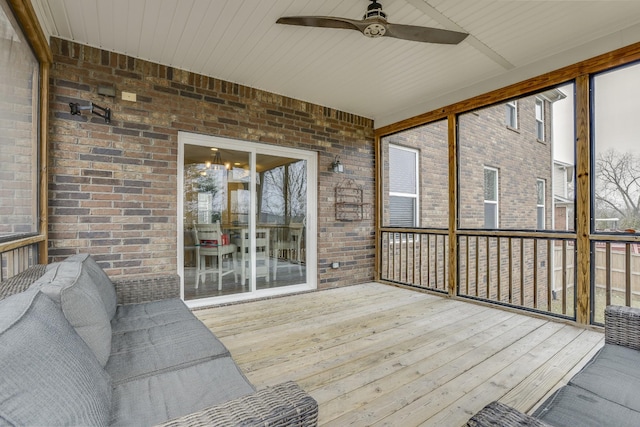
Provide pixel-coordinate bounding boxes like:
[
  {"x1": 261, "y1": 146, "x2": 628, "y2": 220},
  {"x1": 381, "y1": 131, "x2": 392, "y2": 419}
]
[
  {"x1": 547, "y1": 239, "x2": 552, "y2": 311},
  {"x1": 443, "y1": 235, "x2": 447, "y2": 291},
  {"x1": 520, "y1": 238, "x2": 525, "y2": 306},
  {"x1": 562, "y1": 240, "x2": 568, "y2": 315},
  {"x1": 626, "y1": 243, "x2": 632, "y2": 307},
  {"x1": 497, "y1": 237, "x2": 502, "y2": 302},
  {"x1": 486, "y1": 237, "x2": 490, "y2": 299},
  {"x1": 606, "y1": 242, "x2": 611, "y2": 307},
  {"x1": 476, "y1": 236, "x2": 480, "y2": 297},
  {"x1": 508, "y1": 238, "x2": 513, "y2": 304},
  {"x1": 465, "y1": 236, "x2": 470, "y2": 296},
  {"x1": 533, "y1": 239, "x2": 538, "y2": 309},
  {"x1": 419, "y1": 233, "x2": 423, "y2": 287}
]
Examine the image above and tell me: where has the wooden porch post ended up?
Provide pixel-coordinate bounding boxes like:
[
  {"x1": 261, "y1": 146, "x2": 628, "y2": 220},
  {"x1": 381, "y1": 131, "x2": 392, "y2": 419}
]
[
  {"x1": 448, "y1": 114, "x2": 458, "y2": 297},
  {"x1": 575, "y1": 74, "x2": 591, "y2": 325}
]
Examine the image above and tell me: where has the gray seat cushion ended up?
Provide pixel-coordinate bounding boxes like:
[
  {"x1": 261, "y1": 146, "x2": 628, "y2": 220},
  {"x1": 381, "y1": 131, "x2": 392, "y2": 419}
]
[
  {"x1": 534, "y1": 383, "x2": 640, "y2": 427},
  {"x1": 60, "y1": 253, "x2": 117, "y2": 319},
  {"x1": 110, "y1": 356, "x2": 255, "y2": 427},
  {"x1": 107, "y1": 299, "x2": 229, "y2": 384},
  {"x1": 110, "y1": 298, "x2": 196, "y2": 334},
  {"x1": 568, "y1": 344, "x2": 640, "y2": 412},
  {"x1": 0, "y1": 288, "x2": 111, "y2": 426},
  {"x1": 35, "y1": 261, "x2": 112, "y2": 366}
]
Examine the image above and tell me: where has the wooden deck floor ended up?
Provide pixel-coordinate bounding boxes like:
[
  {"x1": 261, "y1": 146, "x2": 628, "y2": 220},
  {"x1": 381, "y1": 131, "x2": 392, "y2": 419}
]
[{"x1": 195, "y1": 282, "x2": 604, "y2": 426}]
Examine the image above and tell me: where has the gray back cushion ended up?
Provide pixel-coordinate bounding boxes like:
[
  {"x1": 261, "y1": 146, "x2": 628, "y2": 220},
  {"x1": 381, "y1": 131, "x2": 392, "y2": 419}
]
[
  {"x1": 0, "y1": 288, "x2": 111, "y2": 426},
  {"x1": 61, "y1": 253, "x2": 117, "y2": 319},
  {"x1": 35, "y1": 262, "x2": 112, "y2": 366}
]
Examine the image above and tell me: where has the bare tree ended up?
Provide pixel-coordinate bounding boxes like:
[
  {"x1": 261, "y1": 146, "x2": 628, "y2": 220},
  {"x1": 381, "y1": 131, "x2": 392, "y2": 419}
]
[
  {"x1": 260, "y1": 160, "x2": 307, "y2": 223},
  {"x1": 595, "y1": 149, "x2": 640, "y2": 230}
]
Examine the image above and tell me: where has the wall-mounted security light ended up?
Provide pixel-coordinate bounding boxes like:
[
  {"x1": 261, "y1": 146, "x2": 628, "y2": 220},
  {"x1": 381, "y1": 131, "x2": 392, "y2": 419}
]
[{"x1": 69, "y1": 102, "x2": 111, "y2": 123}]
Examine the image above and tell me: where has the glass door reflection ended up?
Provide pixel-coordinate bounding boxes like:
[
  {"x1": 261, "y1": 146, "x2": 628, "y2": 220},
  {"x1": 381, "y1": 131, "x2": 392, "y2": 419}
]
[
  {"x1": 257, "y1": 154, "x2": 307, "y2": 290},
  {"x1": 183, "y1": 145, "x2": 308, "y2": 300},
  {"x1": 183, "y1": 145, "x2": 250, "y2": 300}
]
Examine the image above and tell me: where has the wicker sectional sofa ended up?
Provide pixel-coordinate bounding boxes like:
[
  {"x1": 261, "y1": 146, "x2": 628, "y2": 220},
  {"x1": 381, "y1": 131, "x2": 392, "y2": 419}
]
[
  {"x1": 0, "y1": 254, "x2": 317, "y2": 426},
  {"x1": 466, "y1": 305, "x2": 640, "y2": 427}
]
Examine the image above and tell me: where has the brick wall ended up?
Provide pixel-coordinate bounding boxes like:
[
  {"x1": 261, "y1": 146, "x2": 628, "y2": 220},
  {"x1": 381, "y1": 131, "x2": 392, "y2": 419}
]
[
  {"x1": 48, "y1": 38, "x2": 375, "y2": 287},
  {"x1": 458, "y1": 97, "x2": 553, "y2": 229},
  {"x1": 381, "y1": 120, "x2": 449, "y2": 228}
]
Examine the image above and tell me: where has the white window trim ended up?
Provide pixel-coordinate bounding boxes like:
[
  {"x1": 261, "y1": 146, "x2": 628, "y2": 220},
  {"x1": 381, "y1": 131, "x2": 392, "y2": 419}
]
[
  {"x1": 535, "y1": 97, "x2": 545, "y2": 141},
  {"x1": 178, "y1": 131, "x2": 317, "y2": 307},
  {"x1": 537, "y1": 178, "x2": 546, "y2": 229},
  {"x1": 506, "y1": 100, "x2": 518, "y2": 128},
  {"x1": 484, "y1": 166, "x2": 499, "y2": 228},
  {"x1": 389, "y1": 144, "x2": 420, "y2": 227}
]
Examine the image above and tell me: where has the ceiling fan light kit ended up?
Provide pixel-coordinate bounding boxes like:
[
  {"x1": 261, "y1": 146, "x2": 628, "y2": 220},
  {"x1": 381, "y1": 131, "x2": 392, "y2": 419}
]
[{"x1": 276, "y1": 0, "x2": 468, "y2": 45}]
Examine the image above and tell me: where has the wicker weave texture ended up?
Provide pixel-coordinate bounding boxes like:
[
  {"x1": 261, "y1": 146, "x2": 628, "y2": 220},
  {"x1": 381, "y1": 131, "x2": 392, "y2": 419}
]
[
  {"x1": 113, "y1": 274, "x2": 180, "y2": 305},
  {"x1": 156, "y1": 381, "x2": 318, "y2": 427},
  {"x1": 464, "y1": 401, "x2": 550, "y2": 427},
  {"x1": 0, "y1": 264, "x2": 47, "y2": 300},
  {"x1": 604, "y1": 305, "x2": 640, "y2": 351}
]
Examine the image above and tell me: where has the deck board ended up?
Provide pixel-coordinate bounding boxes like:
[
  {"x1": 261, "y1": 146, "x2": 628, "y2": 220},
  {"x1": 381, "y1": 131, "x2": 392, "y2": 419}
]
[{"x1": 194, "y1": 282, "x2": 604, "y2": 426}]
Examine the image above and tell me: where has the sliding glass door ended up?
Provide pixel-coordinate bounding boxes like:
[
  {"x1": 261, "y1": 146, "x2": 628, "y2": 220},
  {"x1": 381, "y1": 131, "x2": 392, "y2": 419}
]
[{"x1": 178, "y1": 132, "x2": 316, "y2": 305}]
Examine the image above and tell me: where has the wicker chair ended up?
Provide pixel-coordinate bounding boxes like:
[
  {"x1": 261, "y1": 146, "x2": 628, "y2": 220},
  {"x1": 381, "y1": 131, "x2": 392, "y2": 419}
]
[{"x1": 465, "y1": 305, "x2": 640, "y2": 427}]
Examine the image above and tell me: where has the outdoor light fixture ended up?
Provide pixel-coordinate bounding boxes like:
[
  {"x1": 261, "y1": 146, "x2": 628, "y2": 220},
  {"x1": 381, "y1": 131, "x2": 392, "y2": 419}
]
[
  {"x1": 69, "y1": 102, "x2": 111, "y2": 123},
  {"x1": 331, "y1": 156, "x2": 344, "y2": 173}
]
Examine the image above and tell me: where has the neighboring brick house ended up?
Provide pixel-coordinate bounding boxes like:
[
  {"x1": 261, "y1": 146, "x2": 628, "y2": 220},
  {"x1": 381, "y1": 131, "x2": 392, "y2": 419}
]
[
  {"x1": 458, "y1": 92, "x2": 560, "y2": 230},
  {"x1": 553, "y1": 160, "x2": 575, "y2": 231},
  {"x1": 380, "y1": 89, "x2": 567, "y2": 308}
]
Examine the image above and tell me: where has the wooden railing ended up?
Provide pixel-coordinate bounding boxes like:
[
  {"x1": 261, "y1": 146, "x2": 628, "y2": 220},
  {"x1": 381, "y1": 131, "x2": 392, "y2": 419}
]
[
  {"x1": 457, "y1": 232, "x2": 576, "y2": 320},
  {"x1": 0, "y1": 237, "x2": 43, "y2": 281},
  {"x1": 592, "y1": 240, "x2": 640, "y2": 324},
  {"x1": 379, "y1": 229, "x2": 577, "y2": 319},
  {"x1": 379, "y1": 229, "x2": 449, "y2": 293}
]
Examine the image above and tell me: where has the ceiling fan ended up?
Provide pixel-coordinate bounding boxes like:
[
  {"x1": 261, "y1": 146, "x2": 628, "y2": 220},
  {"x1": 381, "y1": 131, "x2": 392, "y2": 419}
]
[{"x1": 276, "y1": 0, "x2": 468, "y2": 45}]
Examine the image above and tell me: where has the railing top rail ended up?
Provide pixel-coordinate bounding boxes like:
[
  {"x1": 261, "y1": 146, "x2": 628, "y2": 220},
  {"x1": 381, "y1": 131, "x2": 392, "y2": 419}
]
[
  {"x1": 0, "y1": 235, "x2": 46, "y2": 254},
  {"x1": 457, "y1": 230, "x2": 576, "y2": 240},
  {"x1": 590, "y1": 234, "x2": 640, "y2": 243},
  {"x1": 380, "y1": 227, "x2": 576, "y2": 240},
  {"x1": 379, "y1": 227, "x2": 448, "y2": 235}
]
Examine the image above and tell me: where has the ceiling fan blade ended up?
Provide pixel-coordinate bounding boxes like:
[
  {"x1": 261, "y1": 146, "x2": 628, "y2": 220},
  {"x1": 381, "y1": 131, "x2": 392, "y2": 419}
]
[
  {"x1": 385, "y1": 23, "x2": 468, "y2": 44},
  {"x1": 276, "y1": 16, "x2": 365, "y2": 32}
]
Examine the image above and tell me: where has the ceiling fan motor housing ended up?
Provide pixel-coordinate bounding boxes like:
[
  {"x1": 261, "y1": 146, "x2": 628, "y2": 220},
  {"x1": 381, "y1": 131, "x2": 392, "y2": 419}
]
[
  {"x1": 363, "y1": 0, "x2": 387, "y2": 37},
  {"x1": 364, "y1": 0, "x2": 387, "y2": 20}
]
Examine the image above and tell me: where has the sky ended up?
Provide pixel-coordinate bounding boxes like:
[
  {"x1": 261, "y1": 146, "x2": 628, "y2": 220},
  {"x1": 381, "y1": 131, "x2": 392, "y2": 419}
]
[
  {"x1": 593, "y1": 61, "x2": 640, "y2": 155},
  {"x1": 553, "y1": 61, "x2": 640, "y2": 164}
]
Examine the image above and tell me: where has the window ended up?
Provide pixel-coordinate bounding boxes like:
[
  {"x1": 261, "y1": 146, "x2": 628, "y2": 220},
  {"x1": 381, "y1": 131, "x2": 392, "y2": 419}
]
[
  {"x1": 535, "y1": 98, "x2": 545, "y2": 141},
  {"x1": 389, "y1": 145, "x2": 419, "y2": 227},
  {"x1": 537, "y1": 179, "x2": 545, "y2": 229},
  {"x1": 505, "y1": 100, "x2": 518, "y2": 128},
  {"x1": 0, "y1": 0, "x2": 40, "y2": 243},
  {"x1": 484, "y1": 167, "x2": 499, "y2": 228}
]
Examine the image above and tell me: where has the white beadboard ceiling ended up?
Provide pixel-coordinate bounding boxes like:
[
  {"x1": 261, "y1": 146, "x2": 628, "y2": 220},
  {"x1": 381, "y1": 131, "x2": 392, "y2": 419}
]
[{"x1": 32, "y1": 0, "x2": 640, "y2": 128}]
